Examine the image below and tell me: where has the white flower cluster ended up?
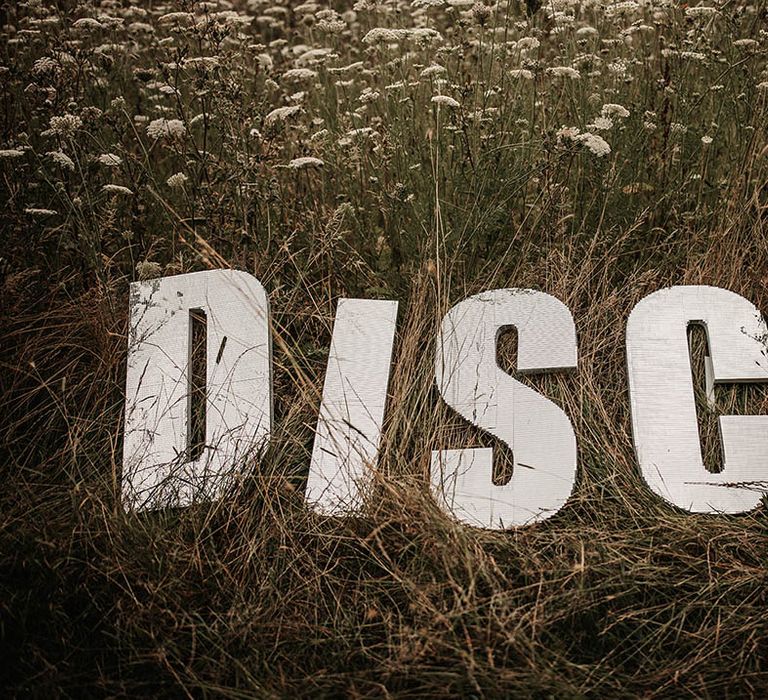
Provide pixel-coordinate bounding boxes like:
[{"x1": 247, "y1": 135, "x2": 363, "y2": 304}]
[
  {"x1": 146, "y1": 118, "x2": 187, "y2": 141},
  {"x1": 288, "y1": 156, "x2": 324, "y2": 169},
  {"x1": 265, "y1": 105, "x2": 302, "y2": 126},
  {"x1": 556, "y1": 126, "x2": 611, "y2": 157}
]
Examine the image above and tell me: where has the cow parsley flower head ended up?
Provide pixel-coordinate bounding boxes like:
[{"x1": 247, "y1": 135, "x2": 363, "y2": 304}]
[
  {"x1": 359, "y1": 87, "x2": 380, "y2": 103},
  {"x1": 509, "y1": 69, "x2": 534, "y2": 80},
  {"x1": 98, "y1": 153, "x2": 122, "y2": 167},
  {"x1": 556, "y1": 126, "x2": 611, "y2": 157},
  {"x1": 146, "y1": 118, "x2": 186, "y2": 141},
  {"x1": 421, "y1": 64, "x2": 446, "y2": 79},
  {"x1": 575, "y1": 132, "x2": 611, "y2": 157},
  {"x1": 44, "y1": 113, "x2": 82, "y2": 138},
  {"x1": 47, "y1": 150, "x2": 75, "y2": 171},
  {"x1": 288, "y1": 156, "x2": 324, "y2": 169},
  {"x1": 265, "y1": 105, "x2": 302, "y2": 126},
  {"x1": 167, "y1": 172, "x2": 189, "y2": 188},
  {"x1": 363, "y1": 28, "x2": 404, "y2": 44},
  {"x1": 432, "y1": 95, "x2": 460, "y2": 108},
  {"x1": 548, "y1": 66, "x2": 581, "y2": 79},
  {"x1": 685, "y1": 6, "x2": 718, "y2": 17},
  {"x1": 73, "y1": 17, "x2": 104, "y2": 30},
  {"x1": 282, "y1": 68, "x2": 318, "y2": 81},
  {"x1": 587, "y1": 116, "x2": 613, "y2": 131},
  {"x1": 670, "y1": 122, "x2": 687, "y2": 136},
  {"x1": 0, "y1": 148, "x2": 25, "y2": 158},
  {"x1": 102, "y1": 184, "x2": 134, "y2": 195},
  {"x1": 517, "y1": 37, "x2": 540, "y2": 51},
  {"x1": 601, "y1": 103, "x2": 630, "y2": 118},
  {"x1": 556, "y1": 125, "x2": 581, "y2": 140}
]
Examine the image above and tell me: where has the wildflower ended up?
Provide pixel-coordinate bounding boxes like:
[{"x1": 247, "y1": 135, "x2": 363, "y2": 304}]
[
  {"x1": 604, "y1": 1, "x2": 639, "y2": 16},
  {"x1": 421, "y1": 64, "x2": 446, "y2": 78},
  {"x1": 72, "y1": 17, "x2": 104, "y2": 29},
  {"x1": 607, "y1": 60, "x2": 627, "y2": 77},
  {"x1": 685, "y1": 6, "x2": 718, "y2": 17},
  {"x1": 265, "y1": 105, "x2": 302, "y2": 126},
  {"x1": 347, "y1": 127, "x2": 376, "y2": 138},
  {"x1": 587, "y1": 116, "x2": 613, "y2": 131},
  {"x1": 734, "y1": 39, "x2": 758, "y2": 48},
  {"x1": 184, "y1": 57, "x2": 221, "y2": 69},
  {"x1": 296, "y1": 48, "x2": 335, "y2": 66},
  {"x1": 516, "y1": 37, "x2": 540, "y2": 51},
  {"x1": 471, "y1": 2, "x2": 491, "y2": 25},
  {"x1": 146, "y1": 118, "x2": 187, "y2": 141},
  {"x1": 701, "y1": 135, "x2": 713, "y2": 145},
  {"x1": 310, "y1": 129, "x2": 328, "y2": 142},
  {"x1": 329, "y1": 61, "x2": 363, "y2": 75},
  {"x1": 408, "y1": 28, "x2": 443, "y2": 43},
  {"x1": 128, "y1": 21, "x2": 154, "y2": 33},
  {"x1": 316, "y1": 10, "x2": 346, "y2": 34},
  {"x1": 432, "y1": 95, "x2": 460, "y2": 108},
  {"x1": 282, "y1": 68, "x2": 318, "y2": 81},
  {"x1": 257, "y1": 53, "x2": 273, "y2": 70},
  {"x1": 157, "y1": 12, "x2": 195, "y2": 25},
  {"x1": 0, "y1": 149, "x2": 25, "y2": 158},
  {"x1": 359, "y1": 87, "x2": 380, "y2": 103},
  {"x1": 601, "y1": 103, "x2": 630, "y2": 118},
  {"x1": 670, "y1": 122, "x2": 687, "y2": 136},
  {"x1": 102, "y1": 184, "x2": 134, "y2": 195},
  {"x1": 44, "y1": 114, "x2": 82, "y2": 138},
  {"x1": 288, "y1": 156, "x2": 324, "y2": 169},
  {"x1": 363, "y1": 28, "x2": 404, "y2": 44},
  {"x1": 556, "y1": 126, "x2": 581, "y2": 140},
  {"x1": 98, "y1": 153, "x2": 122, "y2": 167},
  {"x1": 363, "y1": 27, "x2": 442, "y2": 44},
  {"x1": 548, "y1": 66, "x2": 581, "y2": 79},
  {"x1": 678, "y1": 51, "x2": 707, "y2": 62},
  {"x1": 167, "y1": 172, "x2": 189, "y2": 188},
  {"x1": 32, "y1": 57, "x2": 60, "y2": 77},
  {"x1": 509, "y1": 69, "x2": 534, "y2": 80},
  {"x1": 575, "y1": 132, "x2": 611, "y2": 157},
  {"x1": 136, "y1": 261, "x2": 162, "y2": 280},
  {"x1": 47, "y1": 150, "x2": 75, "y2": 171}
]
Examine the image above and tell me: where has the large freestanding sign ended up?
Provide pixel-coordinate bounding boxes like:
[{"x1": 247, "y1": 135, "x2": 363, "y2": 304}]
[{"x1": 122, "y1": 271, "x2": 768, "y2": 527}]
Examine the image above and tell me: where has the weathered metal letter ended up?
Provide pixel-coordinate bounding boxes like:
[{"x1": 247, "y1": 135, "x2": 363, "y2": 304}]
[
  {"x1": 123, "y1": 270, "x2": 272, "y2": 511},
  {"x1": 432, "y1": 289, "x2": 578, "y2": 529},
  {"x1": 627, "y1": 285, "x2": 768, "y2": 513},
  {"x1": 306, "y1": 299, "x2": 398, "y2": 515}
]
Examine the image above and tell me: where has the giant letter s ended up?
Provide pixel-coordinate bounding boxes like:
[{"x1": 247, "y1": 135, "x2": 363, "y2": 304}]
[{"x1": 431, "y1": 289, "x2": 578, "y2": 529}]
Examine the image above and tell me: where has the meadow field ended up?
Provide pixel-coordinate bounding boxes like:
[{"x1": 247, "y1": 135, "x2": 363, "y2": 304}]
[{"x1": 2, "y1": 0, "x2": 768, "y2": 696}]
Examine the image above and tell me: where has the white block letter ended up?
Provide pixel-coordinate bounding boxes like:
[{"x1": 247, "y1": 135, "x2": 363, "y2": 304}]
[
  {"x1": 432, "y1": 289, "x2": 578, "y2": 529},
  {"x1": 627, "y1": 285, "x2": 768, "y2": 513},
  {"x1": 306, "y1": 299, "x2": 398, "y2": 515},
  {"x1": 123, "y1": 270, "x2": 272, "y2": 511}
]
